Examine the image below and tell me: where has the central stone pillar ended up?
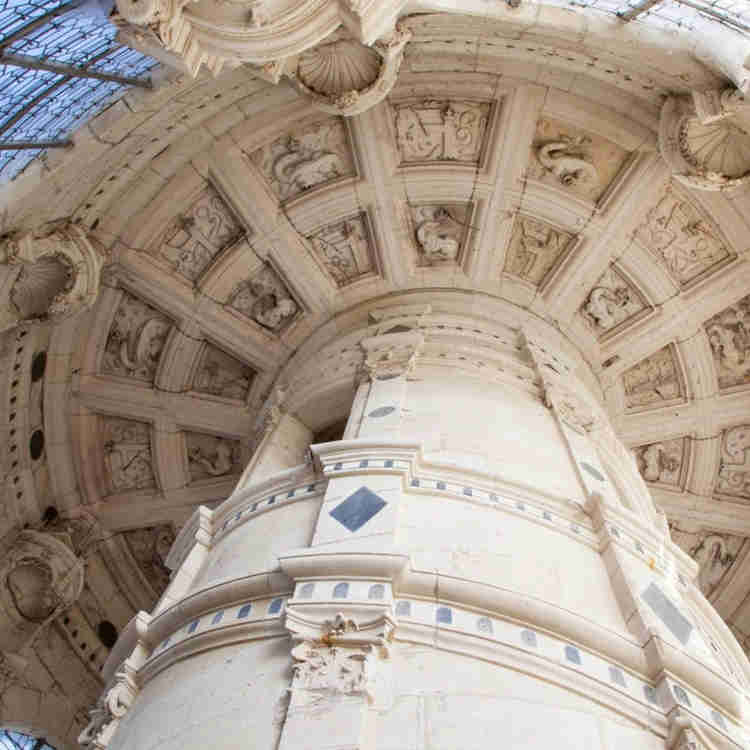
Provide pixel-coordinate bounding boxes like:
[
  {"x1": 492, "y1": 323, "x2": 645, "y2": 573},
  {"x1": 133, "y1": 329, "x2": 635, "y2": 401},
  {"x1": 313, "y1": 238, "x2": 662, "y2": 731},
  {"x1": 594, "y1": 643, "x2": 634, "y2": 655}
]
[{"x1": 88, "y1": 299, "x2": 750, "y2": 750}]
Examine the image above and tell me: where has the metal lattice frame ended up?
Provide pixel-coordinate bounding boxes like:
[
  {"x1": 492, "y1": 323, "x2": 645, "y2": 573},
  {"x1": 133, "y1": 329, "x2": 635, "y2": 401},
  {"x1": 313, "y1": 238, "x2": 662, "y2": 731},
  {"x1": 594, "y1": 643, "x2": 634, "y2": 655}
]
[
  {"x1": 0, "y1": 729, "x2": 56, "y2": 750},
  {"x1": 0, "y1": 0, "x2": 155, "y2": 180}
]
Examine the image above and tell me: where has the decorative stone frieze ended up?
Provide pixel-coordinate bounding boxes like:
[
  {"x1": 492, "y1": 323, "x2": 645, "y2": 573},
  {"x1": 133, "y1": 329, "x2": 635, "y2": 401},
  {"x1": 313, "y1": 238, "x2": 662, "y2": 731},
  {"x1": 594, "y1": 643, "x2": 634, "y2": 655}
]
[
  {"x1": 634, "y1": 183, "x2": 734, "y2": 288},
  {"x1": 0, "y1": 223, "x2": 103, "y2": 333},
  {"x1": 705, "y1": 293, "x2": 750, "y2": 391},
  {"x1": 306, "y1": 213, "x2": 379, "y2": 286},
  {"x1": 530, "y1": 118, "x2": 629, "y2": 202},
  {"x1": 409, "y1": 204, "x2": 470, "y2": 266},
  {"x1": 190, "y1": 342, "x2": 255, "y2": 401},
  {"x1": 101, "y1": 292, "x2": 172, "y2": 383},
  {"x1": 503, "y1": 216, "x2": 574, "y2": 286},
  {"x1": 392, "y1": 99, "x2": 492, "y2": 166},
  {"x1": 122, "y1": 525, "x2": 175, "y2": 596},
  {"x1": 186, "y1": 432, "x2": 242, "y2": 480},
  {"x1": 359, "y1": 331, "x2": 423, "y2": 382},
  {"x1": 716, "y1": 424, "x2": 750, "y2": 501},
  {"x1": 79, "y1": 667, "x2": 139, "y2": 750},
  {"x1": 581, "y1": 266, "x2": 649, "y2": 338},
  {"x1": 660, "y1": 89, "x2": 750, "y2": 191},
  {"x1": 249, "y1": 117, "x2": 357, "y2": 202},
  {"x1": 228, "y1": 264, "x2": 300, "y2": 333},
  {"x1": 101, "y1": 417, "x2": 155, "y2": 495},
  {"x1": 622, "y1": 345, "x2": 686, "y2": 411},
  {"x1": 634, "y1": 438, "x2": 688, "y2": 489},
  {"x1": 156, "y1": 185, "x2": 243, "y2": 282}
]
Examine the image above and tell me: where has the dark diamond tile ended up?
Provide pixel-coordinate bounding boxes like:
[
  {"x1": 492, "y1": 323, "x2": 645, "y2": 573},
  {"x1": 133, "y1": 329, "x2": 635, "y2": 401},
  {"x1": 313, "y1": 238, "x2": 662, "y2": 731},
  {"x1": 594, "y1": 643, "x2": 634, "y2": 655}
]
[{"x1": 330, "y1": 486, "x2": 387, "y2": 532}]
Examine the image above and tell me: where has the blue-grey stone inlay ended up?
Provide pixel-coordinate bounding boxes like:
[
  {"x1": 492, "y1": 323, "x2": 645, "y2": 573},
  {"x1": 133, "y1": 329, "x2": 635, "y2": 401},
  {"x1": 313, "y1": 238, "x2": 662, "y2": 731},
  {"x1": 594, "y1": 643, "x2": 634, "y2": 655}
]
[
  {"x1": 565, "y1": 645, "x2": 581, "y2": 665},
  {"x1": 287, "y1": 489, "x2": 295, "y2": 498},
  {"x1": 635, "y1": 541, "x2": 644, "y2": 553},
  {"x1": 642, "y1": 582, "x2": 693, "y2": 645},
  {"x1": 395, "y1": 600, "x2": 411, "y2": 617},
  {"x1": 307, "y1": 484, "x2": 316, "y2": 492},
  {"x1": 330, "y1": 486, "x2": 387, "y2": 532},
  {"x1": 516, "y1": 502, "x2": 526, "y2": 511},
  {"x1": 235, "y1": 511, "x2": 242, "y2": 521},
  {"x1": 368, "y1": 584, "x2": 385, "y2": 600},
  {"x1": 187, "y1": 619, "x2": 200, "y2": 634},
  {"x1": 608, "y1": 666, "x2": 626, "y2": 687},
  {"x1": 543, "y1": 511, "x2": 552, "y2": 521},
  {"x1": 268, "y1": 598, "x2": 283, "y2": 615},
  {"x1": 610, "y1": 526, "x2": 620, "y2": 537},
  {"x1": 580, "y1": 462, "x2": 605, "y2": 482},
  {"x1": 672, "y1": 684, "x2": 691, "y2": 706},
  {"x1": 360, "y1": 459, "x2": 369, "y2": 468},
  {"x1": 411, "y1": 478, "x2": 420, "y2": 487},
  {"x1": 436, "y1": 606, "x2": 452, "y2": 624},
  {"x1": 238, "y1": 604, "x2": 252, "y2": 619},
  {"x1": 384, "y1": 459, "x2": 394, "y2": 468},
  {"x1": 490, "y1": 493, "x2": 498, "y2": 502},
  {"x1": 711, "y1": 710, "x2": 726, "y2": 730},
  {"x1": 463, "y1": 487, "x2": 472, "y2": 496},
  {"x1": 211, "y1": 610, "x2": 224, "y2": 625},
  {"x1": 477, "y1": 616, "x2": 493, "y2": 634},
  {"x1": 521, "y1": 629, "x2": 537, "y2": 648},
  {"x1": 334, "y1": 462, "x2": 343, "y2": 470},
  {"x1": 299, "y1": 583, "x2": 315, "y2": 599},
  {"x1": 333, "y1": 582, "x2": 349, "y2": 598},
  {"x1": 268, "y1": 496, "x2": 276, "y2": 504},
  {"x1": 368, "y1": 406, "x2": 396, "y2": 418},
  {"x1": 643, "y1": 685, "x2": 658, "y2": 704},
  {"x1": 437, "y1": 481, "x2": 446, "y2": 490}
]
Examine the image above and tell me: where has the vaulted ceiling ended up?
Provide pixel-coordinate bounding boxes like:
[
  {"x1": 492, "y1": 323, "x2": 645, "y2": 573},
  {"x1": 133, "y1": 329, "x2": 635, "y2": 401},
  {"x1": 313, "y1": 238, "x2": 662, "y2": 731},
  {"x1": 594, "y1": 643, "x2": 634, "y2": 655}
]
[{"x1": 2, "y1": 6, "x2": 750, "y2": 747}]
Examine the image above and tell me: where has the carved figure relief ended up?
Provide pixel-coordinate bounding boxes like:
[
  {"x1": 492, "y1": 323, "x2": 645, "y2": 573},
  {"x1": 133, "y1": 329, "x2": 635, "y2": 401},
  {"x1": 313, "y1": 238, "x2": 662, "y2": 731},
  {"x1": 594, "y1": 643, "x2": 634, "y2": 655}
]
[
  {"x1": 0, "y1": 223, "x2": 103, "y2": 332},
  {"x1": 79, "y1": 669, "x2": 138, "y2": 750},
  {"x1": 410, "y1": 204, "x2": 469, "y2": 265},
  {"x1": 705, "y1": 294, "x2": 750, "y2": 390},
  {"x1": 191, "y1": 343, "x2": 255, "y2": 401},
  {"x1": 393, "y1": 100, "x2": 491, "y2": 165},
  {"x1": 634, "y1": 438, "x2": 688, "y2": 488},
  {"x1": 228, "y1": 265, "x2": 299, "y2": 332},
  {"x1": 716, "y1": 424, "x2": 750, "y2": 501},
  {"x1": 102, "y1": 292, "x2": 172, "y2": 383},
  {"x1": 503, "y1": 216, "x2": 574, "y2": 285},
  {"x1": 250, "y1": 118, "x2": 356, "y2": 201},
  {"x1": 122, "y1": 525, "x2": 175, "y2": 594},
  {"x1": 290, "y1": 641, "x2": 370, "y2": 696},
  {"x1": 634, "y1": 184, "x2": 734, "y2": 287},
  {"x1": 530, "y1": 118, "x2": 629, "y2": 202},
  {"x1": 306, "y1": 213, "x2": 377, "y2": 286},
  {"x1": 622, "y1": 345, "x2": 685, "y2": 410},
  {"x1": 101, "y1": 417, "x2": 155, "y2": 495},
  {"x1": 158, "y1": 185, "x2": 243, "y2": 281},
  {"x1": 186, "y1": 433, "x2": 241, "y2": 481},
  {"x1": 581, "y1": 266, "x2": 649, "y2": 336}
]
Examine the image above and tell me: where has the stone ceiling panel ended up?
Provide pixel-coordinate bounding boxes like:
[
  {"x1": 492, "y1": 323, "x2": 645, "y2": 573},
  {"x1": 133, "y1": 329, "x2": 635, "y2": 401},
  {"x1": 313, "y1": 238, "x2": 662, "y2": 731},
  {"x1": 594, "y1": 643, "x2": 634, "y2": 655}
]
[
  {"x1": 621, "y1": 344, "x2": 687, "y2": 412},
  {"x1": 705, "y1": 293, "x2": 750, "y2": 393},
  {"x1": 185, "y1": 432, "x2": 243, "y2": 483},
  {"x1": 189, "y1": 343, "x2": 256, "y2": 403},
  {"x1": 716, "y1": 424, "x2": 750, "y2": 503},
  {"x1": 100, "y1": 417, "x2": 155, "y2": 496},
  {"x1": 634, "y1": 437, "x2": 691, "y2": 492}
]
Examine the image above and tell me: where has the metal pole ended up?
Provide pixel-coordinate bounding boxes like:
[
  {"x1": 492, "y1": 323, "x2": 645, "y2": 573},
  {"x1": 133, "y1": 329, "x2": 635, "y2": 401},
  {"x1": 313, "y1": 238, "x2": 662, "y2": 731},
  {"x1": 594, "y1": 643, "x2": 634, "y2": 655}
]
[
  {"x1": 617, "y1": 0, "x2": 663, "y2": 21},
  {"x1": 1, "y1": 52, "x2": 153, "y2": 88},
  {"x1": 0, "y1": 139, "x2": 73, "y2": 150}
]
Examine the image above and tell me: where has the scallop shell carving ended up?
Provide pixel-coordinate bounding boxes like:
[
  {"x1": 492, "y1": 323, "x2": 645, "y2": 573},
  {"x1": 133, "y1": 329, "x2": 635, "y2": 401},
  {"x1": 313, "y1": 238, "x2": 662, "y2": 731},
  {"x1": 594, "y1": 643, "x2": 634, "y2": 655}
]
[
  {"x1": 11, "y1": 254, "x2": 75, "y2": 320},
  {"x1": 297, "y1": 39, "x2": 381, "y2": 98},
  {"x1": 679, "y1": 118, "x2": 750, "y2": 180}
]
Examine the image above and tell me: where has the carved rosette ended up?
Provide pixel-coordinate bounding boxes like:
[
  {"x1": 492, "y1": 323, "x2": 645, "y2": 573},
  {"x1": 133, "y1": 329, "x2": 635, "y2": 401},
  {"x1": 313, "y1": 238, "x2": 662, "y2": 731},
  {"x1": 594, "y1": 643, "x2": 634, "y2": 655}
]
[
  {"x1": 659, "y1": 91, "x2": 750, "y2": 191},
  {"x1": 0, "y1": 223, "x2": 104, "y2": 333},
  {"x1": 0, "y1": 530, "x2": 84, "y2": 652}
]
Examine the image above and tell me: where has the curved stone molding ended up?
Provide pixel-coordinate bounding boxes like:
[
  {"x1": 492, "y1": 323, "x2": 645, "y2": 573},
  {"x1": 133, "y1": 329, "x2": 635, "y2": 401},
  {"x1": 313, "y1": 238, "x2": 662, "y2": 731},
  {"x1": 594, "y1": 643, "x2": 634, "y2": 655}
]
[
  {"x1": 659, "y1": 91, "x2": 750, "y2": 191},
  {"x1": 0, "y1": 223, "x2": 103, "y2": 333},
  {"x1": 0, "y1": 530, "x2": 84, "y2": 653}
]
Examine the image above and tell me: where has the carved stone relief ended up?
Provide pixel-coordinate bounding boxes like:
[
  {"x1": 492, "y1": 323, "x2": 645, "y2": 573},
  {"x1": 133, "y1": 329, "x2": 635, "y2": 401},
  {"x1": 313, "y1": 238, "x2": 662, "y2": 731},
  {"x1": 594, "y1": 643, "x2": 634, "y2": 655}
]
[
  {"x1": 634, "y1": 438, "x2": 688, "y2": 489},
  {"x1": 191, "y1": 343, "x2": 255, "y2": 401},
  {"x1": 634, "y1": 184, "x2": 734, "y2": 287},
  {"x1": 669, "y1": 524, "x2": 743, "y2": 597},
  {"x1": 705, "y1": 294, "x2": 750, "y2": 390},
  {"x1": 409, "y1": 204, "x2": 469, "y2": 266},
  {"x1": 122, "y1": 525, "x2": 175, "y2": 595},
  {"x1": 101, "y1": 292, "x2": 172, "y2": 383},
  {"x1": 157, "y1": 185, "x2": 243, "y2": 282},
  {"x1": 290, "y1": 641, "x2": 370, "y2": 696},
  {"x1": 581, "y1": 266, "x2": 649, "y2": 337},
  {"x1": 392, "y1": 99, "x2": 491, "y2": 165},
  {"x1": 503, "y1": 216, "x2": 574, "y2": 285},
  {"x1": 306, "y1": 213, "x2": 378, "y2": 286},
  {"x1": 249, "y1": 118, "x2": 356, "y2": 202},
  {"x1": 228, "y1": 265, "x2": 300, "y2": 333},
  {"x1": 659, "y1": 90, "x2": 750, "y2": 191},
  {"x1": 622, "y1": 345, "x2": 685, "y2": 410},
  {"x1": 716, "y1": 424, "x2": 750, "y2": 501},
  {"x1": 101, "y1": 417, "x2": 155, "y2": 495},
  {"x1": 529, "y1": 118, "x2": 629, "y2": 202},
  {"x1": 79, "y1": 668, "x2": 138, "y2": 750},
  {"x1": 0, "y1": 223, "x2": 103, "y2": 332},
  {"x1": 186, "y1": 432, "x2": 242, "y2": 481}
]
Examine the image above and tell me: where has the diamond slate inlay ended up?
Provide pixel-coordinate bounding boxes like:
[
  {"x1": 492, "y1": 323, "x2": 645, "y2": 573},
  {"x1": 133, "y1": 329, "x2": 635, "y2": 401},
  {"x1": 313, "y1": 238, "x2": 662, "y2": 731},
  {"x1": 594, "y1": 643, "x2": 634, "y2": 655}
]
[
  {"x1": 330, "y1": 486, "x2": 387, "y2": 532},
  {"x1": 642, "y1": 582, "x2": 693, "y2": 645}
]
